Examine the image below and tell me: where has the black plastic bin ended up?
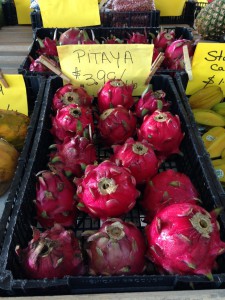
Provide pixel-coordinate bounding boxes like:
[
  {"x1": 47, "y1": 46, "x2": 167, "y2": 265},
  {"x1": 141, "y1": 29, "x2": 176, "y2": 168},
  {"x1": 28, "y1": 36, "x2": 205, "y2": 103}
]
[
  {"x1": 18, "y1": 26, "x2": 193, "y2": 78},
  {"x1": 0, "y1": 75, "x2": 225, "y2": 296},
  {"x1": 2, "y1": 0, "x2": 17, "y2": 25},
  {"x1": 174, "y1": 71, "x2": 225, "y2": 198},
  {"x1": 0, "y1": 75, "x2": 46, "y2": 254}
]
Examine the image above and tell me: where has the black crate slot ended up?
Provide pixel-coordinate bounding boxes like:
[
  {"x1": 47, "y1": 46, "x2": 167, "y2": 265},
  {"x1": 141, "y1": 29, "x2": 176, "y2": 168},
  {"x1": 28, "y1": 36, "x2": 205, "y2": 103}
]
[{"x1": 1, "y1": 75, "x2": 225, "y2": 295}]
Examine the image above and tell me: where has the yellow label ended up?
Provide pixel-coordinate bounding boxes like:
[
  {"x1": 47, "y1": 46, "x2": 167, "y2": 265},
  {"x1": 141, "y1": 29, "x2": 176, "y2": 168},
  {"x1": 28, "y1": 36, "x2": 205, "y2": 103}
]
[
  {"x1": 186, "y1": 43, "x2": 225, "y2": 96},
  {"x1": 14, "y1": 0, "x2": 32, "y2": 24},
  {"x1": 57, "y1": 44, "x2": 154, "y2": 96},
  {"x1": 155, "y1": 0, "x2": 186, "y2": 16},
  {"x1": 38, "y1": 0, "x2": 100, "y2": 28},
  {"x1": 0, "y1": 75, "x2": 28, "y2": 115}
]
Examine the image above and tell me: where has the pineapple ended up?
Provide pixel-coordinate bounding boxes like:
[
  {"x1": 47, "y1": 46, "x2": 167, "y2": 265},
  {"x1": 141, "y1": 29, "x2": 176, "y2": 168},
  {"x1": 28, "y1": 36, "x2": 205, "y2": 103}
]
[{"x1": 194, "y1": 0, "x2": 225, "y2": 40}]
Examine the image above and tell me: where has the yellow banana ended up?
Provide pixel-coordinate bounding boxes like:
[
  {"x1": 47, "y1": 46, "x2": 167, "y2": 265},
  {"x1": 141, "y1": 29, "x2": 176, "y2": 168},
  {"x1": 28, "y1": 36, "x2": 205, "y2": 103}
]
[
  {"x1": 206, "y1": 132, "x2": 225, "y2": 158},
  {"x1": 201, "y1": 126, "x2": 225, "y2": 149},
  {"x1": 214, "y1": 164, "x2": 225, "y2": 184},
  {"x1": 189, "y1": 85, "x2": 224, "y2": 109},
  {"x1": 192, "y1": 109, "x2": 225, "y2": 127},
  {"x1": 212, "y1": 102, "x2": 225, "y2": 117},
  {"x1": 211, "y1": 158, "x2": 225, "y2": 167},
  {"x1": 221, "y1": 148, "x2": 225, "y2": 158}
]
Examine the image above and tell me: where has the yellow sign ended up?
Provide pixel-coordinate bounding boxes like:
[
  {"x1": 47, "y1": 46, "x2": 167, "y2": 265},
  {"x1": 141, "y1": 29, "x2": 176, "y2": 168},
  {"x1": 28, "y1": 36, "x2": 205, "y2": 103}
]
[
  {"x1": 57, "y1": 44, "x2": 154, "y2": 96},
  {"x1": 155, "y1": 0, "x2": 186, "y2": 16},
  {"x1": 186, "y1": 43, "x2": 225, "y2": 96},
  {"x1": 0, "y1": 75, "x2": 28, "y2": 115},
  {"x1": 38, "y1": 0, "x2": 100, "y2": 28},
  {"x1": 14, "y1": 0, "x2": 32, "y2": 24}
]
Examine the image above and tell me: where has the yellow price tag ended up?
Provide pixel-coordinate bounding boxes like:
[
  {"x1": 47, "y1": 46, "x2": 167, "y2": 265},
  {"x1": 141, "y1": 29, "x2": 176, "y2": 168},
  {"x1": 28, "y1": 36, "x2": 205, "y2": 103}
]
[
  {"x1": 38, "y1": 0, "x2": 100, "y2": 28},
  {"x1": 14, "y1": 0, "x2": 32, "y2": 24},
  {"x1": 0, "y1": 75, "x2": 28, "y2": 115},
  {"x1": 155, "y1": 0, "x2": 186, "y2": 16},
  {"x1": 57, "y1": 44, "x2": 154, "y2": 96},
  {"x1": 186, "y1": 43, "x2": 225, "y2": 96}
]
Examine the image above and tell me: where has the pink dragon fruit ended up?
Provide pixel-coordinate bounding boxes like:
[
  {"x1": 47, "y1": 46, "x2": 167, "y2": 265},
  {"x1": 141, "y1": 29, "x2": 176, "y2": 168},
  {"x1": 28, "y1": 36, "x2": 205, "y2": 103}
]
[
  {"x1": 52, "y1": 84, "x2": 93, "y2": 111},
  {"x1": 111, "y1": 137, "x2": 159, "y2": 184},
  {"x1": 35, "y1": 170, "x2": 77, "y2": 228},
  {"x1": 76, "y1": 160, "x2": 140, "y2": 219},
  {"x1": 29, "y1": 56, "x2": 49, "y2": 72},
  {"x1": 163, "y1": 39, "x2": 195, "y2": 70},
  {"x1": 83, "y1": 218, "x2": 146, "y2": 275},
  {"x1": 37, "y1": 37, "x2": 58, "y2": 57},
  {"x1": 51, "y1": 104, "x2": 94, "y2": 142},
  {"x1": 49, "y1": 135, "x2": 97, "y2": 178},
  {"x1": 97, "y1": 79, "x2": 134, "y2": 113},
  {"x1": 153, "y1": 30, "x2": 175, "y2": 52},
  {"x1": 59, "y1": 28, "x2": 87, "y2": 45},
  {"x1": 16, "y1": 224, "x2": 85, "y2": 279},
  {"x1": 102, "y1": 35, "x2": 123, "y2": 44},
  {"x1": 141, "y1": 169, "x2": 200, "y2": 221},
  {"x1": 126, "y1": 32, "x2": 148, "y2": 44},
  {"x1": 135, "y1": 86, "x2": 170, "y2": 118},
  {"x1": 137, "y1": 110, "x2": 184, "y2": 160},
  {"x1": 98, "y1": 106, "x2": 137, "y2": 146},
  {"x1": 145, "y1": 203, "x2": 225, "y2": 277}
]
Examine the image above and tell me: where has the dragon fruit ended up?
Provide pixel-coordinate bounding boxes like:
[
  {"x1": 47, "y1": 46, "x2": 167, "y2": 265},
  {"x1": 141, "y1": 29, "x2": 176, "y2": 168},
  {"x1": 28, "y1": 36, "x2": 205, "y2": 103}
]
[
  {"x1": 97, "y1": 79, "x2": 134, "y2": 113},
  {"x1": 135, "y1": 86, "x2": 170, "y2": 118},
  {"x1": 83, "y1": 218, "x2": 146, "y2": 275},
  {"x1": 141, "y1": 169, "x2": 200, "y2": 221},
  {"x1": 51, "y1": 104, "x2": 94, "y2": 142},
  {"x1": 137, "y1": 110, "x2": 184, "y2": 160},
  {"x1": 163, "y1": 39, "x2": 195, "y2": 70},
  {"x1": 16, "y1": 224, "x2": 85, "y2": 279},
  {"x1": 145, "y1": 203, "x2": 225, "y2": 277},
  {"x1": 59, "y1": 28, "x2": 87, "y2": 45},
  {"x1": 102, "y1": 35, "x2": 123, "y2": 44},
  {"x1": 126, "y1": 32, "x2": 148, "y2": 44},
  {"x1": 111, "y1": 137, "x2": 159, "y2": 184},
  {"x1": 49, "y1": 135, "x2": 97, "y2": 178},
  {"x1": 35, "y1": 170, "x2": 77, "y2": 228},
  {"x1": 98, "y1": 106, "x2": 137, "y2": 146},
  {"x1": 37, "y1": 37, "x2": 58, "y2": 57},
  {"x1": 52, "y1": 84, "x2": 93, "y2": 111},
  {"x1": 76, "y1": 160, "x2": 140, "y2": 219},
  {"x1": 29, "y1": 56, "x2": 49, "y2": 72},
  {"x1": 153, "y1": 30, "x2": 175, "y2": 52}
]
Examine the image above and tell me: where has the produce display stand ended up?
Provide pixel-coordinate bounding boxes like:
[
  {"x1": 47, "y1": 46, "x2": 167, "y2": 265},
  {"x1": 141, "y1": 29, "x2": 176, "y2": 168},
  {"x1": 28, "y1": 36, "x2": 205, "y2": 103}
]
[
  {"x1": 0, "y1": 76, "x2": 46, "y2": 254},
  {"x1": 0, "y1": 75, "x2": 225, "y2": 296}
]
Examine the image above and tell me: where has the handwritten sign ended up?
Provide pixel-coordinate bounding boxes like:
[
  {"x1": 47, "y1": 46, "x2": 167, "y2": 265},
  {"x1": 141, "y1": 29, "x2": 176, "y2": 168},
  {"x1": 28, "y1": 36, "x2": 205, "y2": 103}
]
[
  {"x1": 57, "y1": 44, "x2": 154, "y2": 96},
  {"x1": 38, "y1": 0, "x2": 100, "y2": 28},
  {"x1": 14, "y1": 0, "x2": 31, "y2": 24},
  {"x1": 155, "y1": 0, "x2": 186, "y2": 16},
  {"x1": 0, "y1": 75, "x2": 28, "y2": 115},
  {"x1": 186, "y1": 43, "x2": 225, "y2": 96}
]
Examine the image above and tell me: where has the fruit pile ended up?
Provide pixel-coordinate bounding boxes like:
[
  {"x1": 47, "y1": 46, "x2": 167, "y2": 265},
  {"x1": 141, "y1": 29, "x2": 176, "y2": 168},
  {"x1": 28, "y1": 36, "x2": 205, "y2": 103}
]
[
  {"x1": 28, "y1": 27, "x2": 194, "y2": 73},
  {"x1": 16, "y1": 79, "x2": 225, "y2": 280},
  {"x1": 0, "y1": 109, "x2": 30, "y2": 196},
  {"x1": 188, "y1": 85, "x2": 225, "y2": 184}
]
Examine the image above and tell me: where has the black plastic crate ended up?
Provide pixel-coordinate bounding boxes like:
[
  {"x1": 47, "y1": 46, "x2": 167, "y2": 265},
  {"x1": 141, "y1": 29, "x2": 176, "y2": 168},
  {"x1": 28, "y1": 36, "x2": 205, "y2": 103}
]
[
  {"x1": 0, "y1": 75, "x2": 46, "y2": 253},
  {"x1": 174, "y1": 71, "x2": 225, "y2": 198},
  {"x1": 0, "y1": 75, "x2": 225, "y2": 295},
  {"x1": 100, "y1": 9, "x2": 160, "y2": 28},
  {"x1": 18, "y1": 26, "x2": 193, "y2": 78},
  {"x1": 2, "y1": 1, "x2": 17, "y2": 25},
  {"x1": 30, "y1": 10, "x2": 42, "y2": 31}
]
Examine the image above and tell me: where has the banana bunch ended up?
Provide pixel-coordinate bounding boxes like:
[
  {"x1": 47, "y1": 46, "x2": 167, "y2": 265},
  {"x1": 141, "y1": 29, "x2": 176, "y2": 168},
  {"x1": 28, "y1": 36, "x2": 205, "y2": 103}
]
[{"x1": 188, "y1": 85, "x2": 225, "y2": 185}]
